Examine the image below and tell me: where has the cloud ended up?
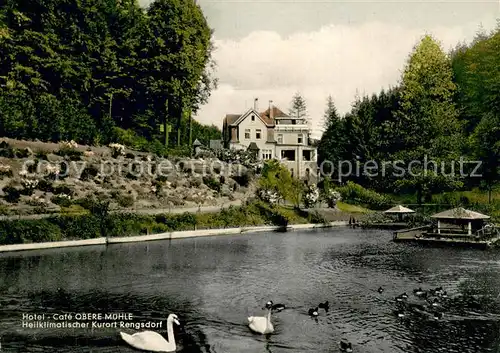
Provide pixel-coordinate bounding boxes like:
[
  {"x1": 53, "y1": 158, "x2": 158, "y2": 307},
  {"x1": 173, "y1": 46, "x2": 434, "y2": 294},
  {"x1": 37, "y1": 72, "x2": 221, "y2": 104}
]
[{"x1": 194, "y1": 19, "x2": 497, "y2": 139}]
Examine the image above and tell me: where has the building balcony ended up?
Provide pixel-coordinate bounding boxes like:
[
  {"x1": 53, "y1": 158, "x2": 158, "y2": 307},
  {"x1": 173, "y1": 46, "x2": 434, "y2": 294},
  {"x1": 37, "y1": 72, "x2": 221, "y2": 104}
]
[{"x1": 274, "y1": 124, "x2": 310, "y2": 132}]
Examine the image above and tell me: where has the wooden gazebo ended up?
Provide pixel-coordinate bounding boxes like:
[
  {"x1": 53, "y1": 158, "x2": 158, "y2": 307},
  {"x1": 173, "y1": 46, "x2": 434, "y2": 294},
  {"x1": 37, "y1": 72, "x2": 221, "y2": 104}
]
[
  {"x1": 430, "y1": 207, "x2": 490, "y2": 236},
  {"x1": 384, "y1": 205, "x2": 415, "y2": 222}
]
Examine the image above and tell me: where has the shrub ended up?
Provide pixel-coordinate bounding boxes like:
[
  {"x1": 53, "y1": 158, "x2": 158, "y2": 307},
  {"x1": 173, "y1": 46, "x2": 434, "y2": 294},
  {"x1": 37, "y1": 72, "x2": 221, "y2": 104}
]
[
  {"x1": 26, "y1": 195, "x2": 47, "y2": 207},
  {"x1": 156, "y1": 175, "x2": 169, "y2": 183},
  {"x1": 308, "y1": 210, "x2": 327, "y2": 224},
  {"x1": 37, "y1": 179, "x2": 54, "y2": 192},
  {"x1": 214, "y1": 148, "x2": 260, "y2": 170},
  {"x1": 233, "y1": 171, "x2": 252, "y2": 187},
  {"x1": 257, "y1": 188, "x2": 279, "y2": 204},
  {"x1": 51, "y1": 194, "x2": 72, "y2": 207},
  {"x1": 303, "y1": 184, "x2": 320, "y2": 208},
  {"x1": 337, "y1": 181, "x2": 391, "y2": 210},
  {"x1": 53, "y1": 185, "x2": 74, "y2": 196},
  {"x1": 14, "y1": 147, "x2": 32, "y2": 158},
  {"x1": 115, "y1": 194, "x2": 135, "y2": 208},
  {"x1": 0, "y1": 219, "x2": 62, "y2": 244},
  {"x1": 80, "y1": 165, "x2": 99, "y2": 181},
  {"x1": 0, "y1": 142, "x2": 15, "y2": 158},
  {"x1": 324, "y1": 189, "x2": 342, "y2": 208},
  {"x1": 125, "y1": 172, "x2": 138, "y2": 180},
  {"x1": 20, "y1": 178, "x2": 39, "y2": 195},
  {"x1": 35, "y1": 150, "x2": 50, "y2": 160},
  {"x1": 109, "y1": 143, "x2": 125, "y2": 158},
  {"x1": 202, "y1": 176, "x2": 221, "y2": 192},
  {"x1": 2, "y1": 185, "x2": 21, "y2": 203},
  {"x1": 0, "y1": 163, "x2": 13, "y2": 178},
  {"x1": 56, "y1": 140, "x2": 82, "y2": 160},
  {"x1": 50, "y1": 214, "x2": 101, "y2": 239}
]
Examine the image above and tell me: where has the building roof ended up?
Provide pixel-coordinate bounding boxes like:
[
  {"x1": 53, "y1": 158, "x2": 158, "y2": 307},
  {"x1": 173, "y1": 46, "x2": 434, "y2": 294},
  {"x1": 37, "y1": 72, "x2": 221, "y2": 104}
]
[
  {"x1": 384, "y1": 205, "x2": 416, "y2": 214},
  {"x1": 260, "y1": 106, "x2": 289, "y2": 121},
  {"x1": 431, "y1": 207, "x2": 490, "y2": 220},
  {"x1": 223, "y1": 114, "x2": 241, "y2": 126},
  {"x1": 224, "y1": 106, "x2": 289, "y2": 127},
  {"x1": 193, "y1": 139, "x2": 203, "y2": 146}
]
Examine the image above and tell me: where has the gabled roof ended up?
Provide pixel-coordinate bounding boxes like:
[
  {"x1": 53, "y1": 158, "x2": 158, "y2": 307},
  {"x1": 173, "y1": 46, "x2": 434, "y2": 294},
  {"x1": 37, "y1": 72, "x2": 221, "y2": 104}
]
[
  {"x1": 226, "y1": 108, "x2": 274, "y2": 127},
  {"x1": 384, "y1": 205, "x2": 415, "y2": 213},
  {"x1": 431, "y1": 207, "x2": 490, "y2": 220},
  {"x1": 260, "y1": 106, "x2": 289, "y2": 121},
  {"x1": 224, "y1": 114, "x2": 241, "y2": 126}
]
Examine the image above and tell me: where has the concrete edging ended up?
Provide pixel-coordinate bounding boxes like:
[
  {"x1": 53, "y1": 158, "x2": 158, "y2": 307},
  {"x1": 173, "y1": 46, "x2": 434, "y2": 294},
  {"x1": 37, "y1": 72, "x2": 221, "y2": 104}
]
[
  {"x1": 0, "y1": 238, "x2": 107, "y2": 252},
  {"x1": 0, "y1": 222, "x2": 348, "y2": 253}
]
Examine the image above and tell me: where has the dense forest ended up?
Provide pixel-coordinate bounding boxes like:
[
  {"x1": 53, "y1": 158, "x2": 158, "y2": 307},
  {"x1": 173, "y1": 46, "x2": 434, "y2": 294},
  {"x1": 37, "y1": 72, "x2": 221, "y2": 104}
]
[
  {"x1": 0, "y1": 0, "x2": 221, "y2": 149},
  {"x1": 319, "y1": 26, "x2": 500, "y2": 203}
]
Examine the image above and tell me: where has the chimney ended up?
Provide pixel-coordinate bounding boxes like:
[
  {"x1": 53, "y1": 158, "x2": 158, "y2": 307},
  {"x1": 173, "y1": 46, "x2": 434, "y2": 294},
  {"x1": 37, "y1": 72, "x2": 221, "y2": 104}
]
[
  {"x1": 254, "y1": 98, "x2": 258, "y2": 111},
  {"x1": 269, "y1": 100, "x2": 273, "y2": 120}
]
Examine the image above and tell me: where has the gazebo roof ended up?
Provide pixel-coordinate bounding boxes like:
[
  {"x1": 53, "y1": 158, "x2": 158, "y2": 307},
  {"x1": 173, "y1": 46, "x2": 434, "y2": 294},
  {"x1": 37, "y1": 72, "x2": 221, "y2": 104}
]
[
  {"x1": 193, "y1": 139, "x2": 203, "y2": 146},
  {"x1": 384, "y1": 205, "x2": 415, "y2": 214},
  {"x1": 247, "y1": 142, "x2": 260, "y2": 151},
  {"x1": 431, "y1": 207, "x2": 490, "y2": 220}
]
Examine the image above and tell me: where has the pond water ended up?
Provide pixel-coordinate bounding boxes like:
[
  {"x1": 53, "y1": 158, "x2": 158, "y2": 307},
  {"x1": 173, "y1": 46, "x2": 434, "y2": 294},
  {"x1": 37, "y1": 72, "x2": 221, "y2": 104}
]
[{"x1": 1, "y1": 228, "x2": 500, "y2": 353}]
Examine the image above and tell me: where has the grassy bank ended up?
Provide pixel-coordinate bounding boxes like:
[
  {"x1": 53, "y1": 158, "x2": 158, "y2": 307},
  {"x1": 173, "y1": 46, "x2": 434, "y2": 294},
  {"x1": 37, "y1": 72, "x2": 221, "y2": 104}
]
[{"x1": 0, "y1": 201, "x2": 326, "y2": 245}]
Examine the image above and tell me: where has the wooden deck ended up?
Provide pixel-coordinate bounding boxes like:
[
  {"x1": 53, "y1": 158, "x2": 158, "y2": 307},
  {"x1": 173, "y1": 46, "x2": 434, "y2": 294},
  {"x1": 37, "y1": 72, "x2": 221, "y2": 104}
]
[
  {"x1": 393, "y1": 226, "x2": 500, "y2": 249},
  {"x1": 361, "y1": 222, "x2": 409, "y2": 230}
]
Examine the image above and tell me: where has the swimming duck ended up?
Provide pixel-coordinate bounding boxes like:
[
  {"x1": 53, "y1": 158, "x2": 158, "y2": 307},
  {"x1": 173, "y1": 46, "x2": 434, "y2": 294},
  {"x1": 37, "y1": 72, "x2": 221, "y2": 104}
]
[
  {"x1": 395, "y1": 310, "x2": 405, "y2": 318},
  {"x1": 427, "y1": 298, "x2": 440, "y2": 307},
  {"x1": 377, "y1": 287, "x2": 384, "y2": 293},
  {"x1": 308, "y1": 307, "x2": 319, "y2": 317},
  {"x1": 430, "y1": 287, "x2": 444, "y2": 296},
  {"x1": 339, "y1": 340, "x2": 353, "y2": 352},
  {"x1": 413, "y1": 288, "x2": 427, "y2": 298},
  {"x1": 395, "y1": 293, "x2": 409, "y2": 302},
  {"x1": 318, "y1": 301, "x2": 329, "y2": 310},
  {"x1": 433, "y1": 311, "x2": 443, "y2": 320},
  {"x1": 266, "y1": 301, "x2": 285, "y2": 312}
]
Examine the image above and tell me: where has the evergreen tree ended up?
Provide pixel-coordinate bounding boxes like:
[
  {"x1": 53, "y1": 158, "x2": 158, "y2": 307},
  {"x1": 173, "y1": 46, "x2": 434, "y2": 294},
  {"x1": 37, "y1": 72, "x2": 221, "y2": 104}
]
[
  {"x1": 322, "y1": 95, "x2": 340, "y2": 131},
  {"x1": 289, "y1": 91, "x2": 310, "y2": 128}
]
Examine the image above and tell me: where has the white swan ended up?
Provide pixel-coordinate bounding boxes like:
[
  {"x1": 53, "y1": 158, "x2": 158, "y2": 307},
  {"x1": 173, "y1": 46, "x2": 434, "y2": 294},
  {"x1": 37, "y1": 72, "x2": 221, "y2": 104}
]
[
  {"x1": 248, "y1": 301, "x2": 274, "y2": 334},
  {"x1": 120, "y1": 313, "x2": 180, "y2": 352}
]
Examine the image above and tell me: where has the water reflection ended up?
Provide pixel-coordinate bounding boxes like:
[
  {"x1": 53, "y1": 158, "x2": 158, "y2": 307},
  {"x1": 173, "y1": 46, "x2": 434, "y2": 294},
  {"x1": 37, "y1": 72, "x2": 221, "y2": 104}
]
[{"x1": 0, "y1": 229, "x2": 500, "y2": 352}]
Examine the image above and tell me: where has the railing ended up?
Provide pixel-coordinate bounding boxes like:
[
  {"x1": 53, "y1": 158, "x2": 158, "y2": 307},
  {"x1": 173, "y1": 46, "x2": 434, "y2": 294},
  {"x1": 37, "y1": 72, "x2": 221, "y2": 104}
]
[
  {"x1": 393, "y1": 225, "x2": 430, "y2": 240},
  {"x1": 476, "y1": 224, "x2": 500, "y2": 237},
  {"x1": 274, "y1": 125, "x2": 309, "y2": 132}
]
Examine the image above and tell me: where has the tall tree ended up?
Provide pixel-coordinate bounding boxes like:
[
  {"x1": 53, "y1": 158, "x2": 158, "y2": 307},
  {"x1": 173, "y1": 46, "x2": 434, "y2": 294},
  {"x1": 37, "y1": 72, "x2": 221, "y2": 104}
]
[
  {"x1": 472, "y1": 113, "x2": 500, "y2": 203},
  {"x1": 388, "y1": 35, "x2": 464, "y2": 203},
  {"x1": 322, "y1": 95, "x2": 340, "y2": 131},
  {"x1": 289, "y1": 91, "x2": 309, "y2": 128},
  {"x1": 0, "y1": 0, "x2": 217, "y2": 148}
]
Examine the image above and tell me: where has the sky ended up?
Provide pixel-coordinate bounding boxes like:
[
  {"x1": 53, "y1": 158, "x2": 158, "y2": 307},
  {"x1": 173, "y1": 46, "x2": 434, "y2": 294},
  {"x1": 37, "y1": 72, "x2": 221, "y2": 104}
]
[{"x1": 140, "y1": 0, "x2": 499, "y2": 139}]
